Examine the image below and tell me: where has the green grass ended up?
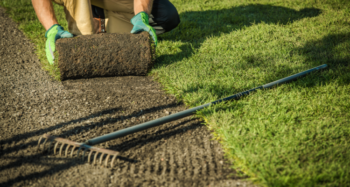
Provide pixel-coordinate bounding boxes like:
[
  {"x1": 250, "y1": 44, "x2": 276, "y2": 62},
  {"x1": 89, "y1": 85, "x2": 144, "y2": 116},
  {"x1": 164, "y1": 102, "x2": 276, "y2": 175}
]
[
  {"x1": 1, "y1": 0, "x2": 350, "y2": 186},
  {"x1": 154, "y1": 0, "x2": 350, "y2": 186}
]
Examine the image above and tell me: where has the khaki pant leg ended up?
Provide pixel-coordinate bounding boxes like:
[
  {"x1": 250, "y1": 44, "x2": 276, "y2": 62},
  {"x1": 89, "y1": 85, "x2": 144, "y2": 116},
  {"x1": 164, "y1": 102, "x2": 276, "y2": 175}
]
[
  {"x1": 105, "y1": 11, "x2": 134, "y2": 34},
  {"x1": 91, "y1": 0, "x2": 135, "y2": 34},
  {"x1": 52, "y1": 0, "x2": 96, "y2": 35}
]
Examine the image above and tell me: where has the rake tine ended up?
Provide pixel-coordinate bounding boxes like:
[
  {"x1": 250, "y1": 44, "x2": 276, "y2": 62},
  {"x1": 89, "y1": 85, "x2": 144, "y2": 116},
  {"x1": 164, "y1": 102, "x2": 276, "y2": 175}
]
[
  {"x1": 77, "y1": 146, "x2": 82, "y2": 158},
  {"x1": 42, "y1": 138, "x2": 48, "y2": 151},
  {"x1": 82, "y1": 149, "x2": 88, "y2": 161},
  {"x1": 111, "y1": 154, "x2": 117, "y2": 168},
  {"x1": 93, "y1": 152, "x2": 99, "y2": 165},
  {"x1": 54, "y1": 142, "x2": 60, "y2": 155},
  {"x1": 100, "y1": 153, "x2": 105, "y2": 165},
  {"x1": 65, "y1": 145, "x2": 70, "y2": 157},
  {"x1": 38, "y1": 134, "x2": 119, "y2": 168},
  {"x1": 37, "y1": 136, "x2": 43, "y2": 151},
  {"x1": 48, "y1": 140, "x2": 54, "y2": 153},
  {"x1": 70, "y1": 146, "x2": 76, "y2": 157},
  {"x1": 105, "y1": 154, "x2": 110, "y2": 167},
  {"x1": 88, "y1": 151, "x2": 93, "y2": 163},
  {"x1": 59, "y1": 143, "x2": 65, "y2": 156}
]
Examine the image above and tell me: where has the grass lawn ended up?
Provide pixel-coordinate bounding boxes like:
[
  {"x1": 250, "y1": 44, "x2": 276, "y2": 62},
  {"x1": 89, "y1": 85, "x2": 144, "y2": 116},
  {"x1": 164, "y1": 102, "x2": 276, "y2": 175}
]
[{"x1": 1, "y1": 0, "x2": 350, "y2": 186}]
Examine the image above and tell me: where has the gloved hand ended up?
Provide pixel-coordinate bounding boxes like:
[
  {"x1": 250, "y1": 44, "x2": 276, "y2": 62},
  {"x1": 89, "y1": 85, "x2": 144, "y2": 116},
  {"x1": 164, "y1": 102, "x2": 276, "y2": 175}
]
[
  {"x1": 130, "y1": 11, "x2": 158, "y2": 47},
  {"x1": 45, "y1": 24, "x2": 73, "y2": 64}
]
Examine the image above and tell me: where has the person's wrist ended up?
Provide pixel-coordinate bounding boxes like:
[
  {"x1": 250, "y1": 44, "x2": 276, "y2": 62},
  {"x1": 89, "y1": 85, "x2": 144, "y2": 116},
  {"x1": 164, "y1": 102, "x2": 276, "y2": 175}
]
[
  {"x1": 131, "y1": 11, "x2": 149, "y2": 25},
  {"x1": 135, "y1": 11, "x2": 147, "y2": 15},
  {"x1": 45, "y1": 24, "x2": 60, "y2": 38},
  {"x1": 133, "y1": 11, "x2": 147, "y2": 19}
]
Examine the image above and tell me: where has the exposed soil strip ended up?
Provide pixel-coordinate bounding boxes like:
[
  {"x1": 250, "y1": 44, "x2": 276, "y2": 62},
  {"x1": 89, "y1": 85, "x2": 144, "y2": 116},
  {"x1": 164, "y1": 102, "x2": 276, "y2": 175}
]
[
  {"x1": 57, "y1": 32, "x2": 153, "y2": 81},
  {"x1": 0, "y1": 7, "x2": 254, "y2": 187}
]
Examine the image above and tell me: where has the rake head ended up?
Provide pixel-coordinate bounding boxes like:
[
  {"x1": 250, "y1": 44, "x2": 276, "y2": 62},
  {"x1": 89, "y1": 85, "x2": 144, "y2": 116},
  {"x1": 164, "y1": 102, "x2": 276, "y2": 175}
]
[{"x1": 37, "y1": 134, "x2": 119, "y2": 168}]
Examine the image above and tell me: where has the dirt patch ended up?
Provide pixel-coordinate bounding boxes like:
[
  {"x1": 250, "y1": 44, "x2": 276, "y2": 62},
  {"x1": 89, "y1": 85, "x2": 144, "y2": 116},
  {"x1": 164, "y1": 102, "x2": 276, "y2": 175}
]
[
  {"x1": 0, "y1": 7, "x2": 255, "y2": 187},
  {"x1": 57, "y1": 32, "x2": 154, "y2": 81}
]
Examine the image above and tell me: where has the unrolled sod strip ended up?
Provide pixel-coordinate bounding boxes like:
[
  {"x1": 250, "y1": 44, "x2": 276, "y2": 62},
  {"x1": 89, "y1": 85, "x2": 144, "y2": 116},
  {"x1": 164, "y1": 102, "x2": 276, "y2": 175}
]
[{"x1": 56, "y1": 32, "x2": 154, "y2": 81}]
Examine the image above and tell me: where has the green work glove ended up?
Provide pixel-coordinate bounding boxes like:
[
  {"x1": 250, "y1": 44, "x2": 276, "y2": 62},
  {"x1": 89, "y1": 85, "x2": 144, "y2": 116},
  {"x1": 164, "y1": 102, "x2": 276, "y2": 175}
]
[
  {"x1": 130, "y1": 11, "x2": 158, "y2": 47},
  {"x1": 45, "y1": 24, "x2": 73, "y2": 64}
]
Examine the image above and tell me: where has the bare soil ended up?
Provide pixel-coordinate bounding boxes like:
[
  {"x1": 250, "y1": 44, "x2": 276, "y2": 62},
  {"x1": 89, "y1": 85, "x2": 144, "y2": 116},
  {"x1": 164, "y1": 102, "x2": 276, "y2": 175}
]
[
  {"x1": 57, "y1": 32, "x2": 153, "y2": 81},
  {"x1": 0, "y1": 7, "x2": 254, "y2": 187}
]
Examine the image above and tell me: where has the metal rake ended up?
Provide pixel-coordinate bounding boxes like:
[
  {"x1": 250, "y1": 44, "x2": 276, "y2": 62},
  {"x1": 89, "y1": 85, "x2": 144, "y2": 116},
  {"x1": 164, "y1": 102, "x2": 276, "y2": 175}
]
[{"x1": 37, "y1": 64, "x2": 327, "y2": 168}]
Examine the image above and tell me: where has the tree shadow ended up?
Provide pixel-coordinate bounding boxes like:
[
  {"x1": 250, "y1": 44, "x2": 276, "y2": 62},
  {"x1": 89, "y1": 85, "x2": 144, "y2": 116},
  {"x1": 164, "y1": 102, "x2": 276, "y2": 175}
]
[
  {"x1": 0, "y1": 119, "x2": 201, "y2": 187},
  {"x1": 107, "y1": 118, "x2": 201, "y2": 153},
  {"x1": 0, "y1": 101, "x2": 184, "y2": 157},
  {"x1": 157, "y1": 4, "x2": 322, "y2": 66},
  {"x1": 179, "y1": 31, "x2": 350, "y2": 117},
  {"x1": 294, "y1": 32, "x2": 350, "y2": 86},
  {"x1": 0, "y1": 107, "x2": 202, "y2": 186},
  {"x1": 157, "y1": 4, "x2": 350, "y2": 105},
  {"x1": 0, "y1": 156, "x2": 81, "y2": 187},
  {"x1": 261, "y1": 32, "x2": 350, "y2": 88}
]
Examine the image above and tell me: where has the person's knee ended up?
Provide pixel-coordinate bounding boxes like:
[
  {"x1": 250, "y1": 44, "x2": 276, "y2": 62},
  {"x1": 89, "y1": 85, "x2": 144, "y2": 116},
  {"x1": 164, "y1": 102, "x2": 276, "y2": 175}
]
[
  {"x1": 163, "y1": 5, "x2": 180, "y2": 32},
  {"x1": 152, "y1": 0, "x2": 180, "y2": 33}
]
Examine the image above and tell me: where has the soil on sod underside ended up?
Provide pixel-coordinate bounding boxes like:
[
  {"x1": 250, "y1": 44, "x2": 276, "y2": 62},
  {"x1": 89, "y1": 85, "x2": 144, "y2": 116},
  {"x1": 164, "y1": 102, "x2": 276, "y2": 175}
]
[
  {"x1": 0, "y1": 7, "x2": 255, "y2": 187},
  {"x1": 57, "y1": 32, "x2": 154, "y2": 81}
]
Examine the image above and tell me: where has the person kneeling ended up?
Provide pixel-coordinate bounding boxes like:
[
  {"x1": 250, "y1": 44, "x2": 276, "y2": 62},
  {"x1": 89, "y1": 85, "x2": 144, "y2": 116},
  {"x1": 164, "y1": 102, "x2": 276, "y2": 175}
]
[{"x1": 32, "y1": 0, "x2": 180, "y2": 64}]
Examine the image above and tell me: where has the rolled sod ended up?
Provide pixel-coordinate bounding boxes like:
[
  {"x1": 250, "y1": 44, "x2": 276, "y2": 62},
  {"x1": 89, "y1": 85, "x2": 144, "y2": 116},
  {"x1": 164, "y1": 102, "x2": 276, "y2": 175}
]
[{"x1": 56, "y1": 32, "x2": 154, "y2": 81}]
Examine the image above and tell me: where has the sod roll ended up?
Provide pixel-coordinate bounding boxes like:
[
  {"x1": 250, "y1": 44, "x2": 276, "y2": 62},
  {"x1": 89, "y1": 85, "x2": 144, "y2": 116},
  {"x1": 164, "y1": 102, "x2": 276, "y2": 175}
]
[{"x1": 56, "y1": 32, "x2": 154, "y2": 81}]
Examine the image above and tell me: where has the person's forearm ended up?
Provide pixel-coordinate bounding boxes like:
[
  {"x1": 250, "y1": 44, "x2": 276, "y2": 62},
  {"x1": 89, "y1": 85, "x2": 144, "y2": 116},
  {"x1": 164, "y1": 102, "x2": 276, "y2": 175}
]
[
  {"x1": 32, "y1": 0, "x2": 58, "y2": 30},
  {"x1": 134, "y1": 0, "x2": 154, "y2": 15}
]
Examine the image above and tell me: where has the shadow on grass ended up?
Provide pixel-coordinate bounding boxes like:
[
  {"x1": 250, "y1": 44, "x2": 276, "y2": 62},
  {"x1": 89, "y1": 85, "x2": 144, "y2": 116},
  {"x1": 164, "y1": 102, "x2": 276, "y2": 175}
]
[
  {"x1": 295, "y1": 32, "x2": 350, "y2": 85},
  {"x1": 260, "y1": 32, "x2": 350, "y2": 88},
  {"x1": 156, "y1": 4, "x2": 322, "y2": 66},
  {"x1": 158, "y1": 3, "x2": 349, "y2": 106},
  {"x1": 180, "y1": 31, "x2": 350, "y2": 113}
]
